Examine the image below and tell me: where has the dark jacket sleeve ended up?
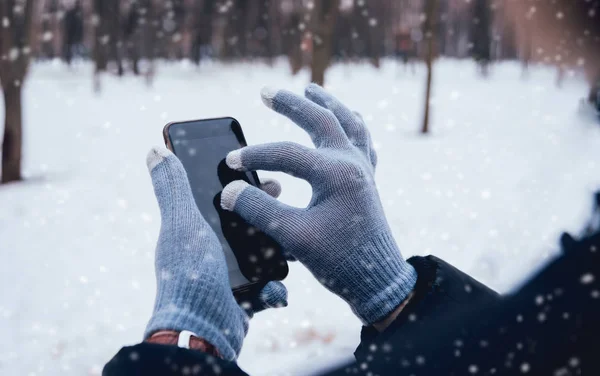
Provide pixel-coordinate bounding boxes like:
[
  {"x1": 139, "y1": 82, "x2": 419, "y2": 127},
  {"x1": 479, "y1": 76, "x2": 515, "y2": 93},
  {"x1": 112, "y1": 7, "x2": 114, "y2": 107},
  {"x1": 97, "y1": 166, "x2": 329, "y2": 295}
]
[
  {"x1": 102, "y1": 343, "x2": 248, "y2": 376},
  {"x1": 354, "y1": 254, "x2": 501, "y2": 361},
  {"x1": 346, "y1": 230, "x2": 600, "y2": 376}
]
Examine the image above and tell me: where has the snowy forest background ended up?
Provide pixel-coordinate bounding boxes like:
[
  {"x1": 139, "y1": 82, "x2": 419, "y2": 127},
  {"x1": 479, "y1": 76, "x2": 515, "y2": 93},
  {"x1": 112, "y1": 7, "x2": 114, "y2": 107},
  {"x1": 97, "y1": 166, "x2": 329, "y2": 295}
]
[
  {"x1": 1, "y1": 0, "x2": 600, "y2": 375},
  {"x1": 1, "y1": 0, "x2": 600, "y2": 182}
]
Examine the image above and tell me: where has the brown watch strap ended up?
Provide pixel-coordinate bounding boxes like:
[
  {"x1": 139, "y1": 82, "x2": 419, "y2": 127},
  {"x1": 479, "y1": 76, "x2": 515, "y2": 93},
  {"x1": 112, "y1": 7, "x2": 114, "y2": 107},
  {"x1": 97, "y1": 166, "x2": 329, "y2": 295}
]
[{"x1": 145, "y1": 331, "x2": 220, "y2": 357}]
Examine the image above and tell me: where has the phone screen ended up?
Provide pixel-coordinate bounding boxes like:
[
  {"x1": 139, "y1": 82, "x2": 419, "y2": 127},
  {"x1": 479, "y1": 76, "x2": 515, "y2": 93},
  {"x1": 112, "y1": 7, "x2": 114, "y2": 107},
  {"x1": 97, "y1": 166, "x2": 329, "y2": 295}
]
[{"x1": 165, "y1": 118, "x2": 287, "y2": 290}]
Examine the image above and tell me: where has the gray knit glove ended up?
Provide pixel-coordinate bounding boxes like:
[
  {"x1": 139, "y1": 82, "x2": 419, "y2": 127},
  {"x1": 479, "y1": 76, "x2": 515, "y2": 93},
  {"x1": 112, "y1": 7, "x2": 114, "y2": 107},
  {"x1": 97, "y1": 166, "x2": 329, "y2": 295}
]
[
  {"x1": 144, "y1": 147, "x2": 287, "y2": 360},
  {"x1": 221, "y1": 84, "x2": 417, "y2": 325}
]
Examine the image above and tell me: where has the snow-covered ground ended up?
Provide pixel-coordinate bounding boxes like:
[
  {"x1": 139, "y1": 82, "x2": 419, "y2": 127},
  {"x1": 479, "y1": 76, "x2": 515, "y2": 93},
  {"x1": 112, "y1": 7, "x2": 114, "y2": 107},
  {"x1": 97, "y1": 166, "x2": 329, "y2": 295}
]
[{"x1": 1, "y1": 59, "x2": 599, "y2": 375}]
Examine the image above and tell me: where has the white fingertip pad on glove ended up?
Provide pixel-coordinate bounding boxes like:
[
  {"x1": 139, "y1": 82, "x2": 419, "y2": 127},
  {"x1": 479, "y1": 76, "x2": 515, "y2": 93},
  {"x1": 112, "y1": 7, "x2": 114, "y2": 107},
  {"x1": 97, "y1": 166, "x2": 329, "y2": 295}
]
[
  {"x1": 260, "y1": 86, "x2": 278, "y2": 109},
  {"x1": 146, "y1": 147, "x2": 198, "y2": 219},
  {"x1": 221, "y1": 180, "x2": 250, "y2": 211},
  {"x1": 146, "y1": 146, "x2": 174, "y2": 172},
  {"x1": 226, "y1": 149, "x2": 243, "y2": 170}
]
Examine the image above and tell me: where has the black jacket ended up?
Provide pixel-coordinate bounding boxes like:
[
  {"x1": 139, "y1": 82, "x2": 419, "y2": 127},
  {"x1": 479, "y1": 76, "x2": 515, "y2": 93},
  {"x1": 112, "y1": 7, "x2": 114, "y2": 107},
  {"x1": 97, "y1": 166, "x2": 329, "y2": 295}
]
[{"x1": 104, "y1": 227, "x2": 600, "y2": 375}]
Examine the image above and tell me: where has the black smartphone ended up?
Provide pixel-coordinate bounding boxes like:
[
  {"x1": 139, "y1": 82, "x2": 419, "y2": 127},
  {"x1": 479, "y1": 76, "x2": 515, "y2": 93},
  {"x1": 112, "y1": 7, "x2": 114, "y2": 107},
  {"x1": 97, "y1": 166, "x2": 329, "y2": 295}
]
[{"x1": 163, "y1": 117, "x2": 288, "y2": 297}]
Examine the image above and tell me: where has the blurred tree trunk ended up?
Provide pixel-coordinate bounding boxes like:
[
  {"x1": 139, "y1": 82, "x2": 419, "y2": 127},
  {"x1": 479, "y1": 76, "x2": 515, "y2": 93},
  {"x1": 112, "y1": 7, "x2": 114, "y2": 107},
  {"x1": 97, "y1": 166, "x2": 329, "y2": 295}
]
[
  {"x1": 369, "y1": 2, "x2": 385, "y2": 68},
  {"x1": 421, "y1": 0, "x2": 438, "y2": 134},
  {"x1": 245, "y1": 0, "x2": 262, "y2": 59},
  {"x1": 333, "y1": 6, "x2": 352, "y2": 62},
  {"x1": 471, "y1": 0, "x2": 492, "y2": 76},
  {"x1": 495, "y1": 2, "x2": 517, "y2": 61},
  {"x1": 63, "y1": 2, "x2": 84, "y2": 65},
  {"x1": 191, "y1": 0, "x2": 215, "y2": 65},
  {"x1": 1, "y1": 85, "x2": 23, "y2": 183},
  {"x1": 500, "y1": 22, "x2": 517, "y2": 60},
  {"x1": 0, "y1": 0, "x2": 38, "y2": 183},
  {"x1": 249, "y1": 0, "x2": 275, "y2": 60},
  {"x1": 350, "y1": 0, "x2": 366, "y2": 61},
  {"x1": 92, "y1": 0, "x2": 122, "y2": 91},
  {"x1": 266, "y1": 0, "x2": 283, "y2": 64},
  {"x1": 143, "y1": 0, "x2": 157, "y2": 86},
  {"x1": 310, "y1": 0, "x2": 340, "y2": 85},
  {"x1": 124, "y1": 1, "x2": 141, "y2": 75},
  {"x1": 520, "y1": 24, "x2": 532, "y2": 78},
  {"x1": 221, "y1": 0, "x2": 248, "y2": 60},
  {"x1": 168, "y1": 0, "x2": 186, "y2": 60},
  {"x1": 93, "y1": 0, "x2": 110, "y2": 89},
  {"x1": 285, "y1": 9, "x2": 304, "y2": 75},
  {"x1": 41, "y1": 0, "x2": 60, "y2": 59},
  {"x1": 352, "y1": 0, "x2": 383, "y2": 68},
  {"x1": 437, "y1": 0, "x2": 449, "y2": 56}
]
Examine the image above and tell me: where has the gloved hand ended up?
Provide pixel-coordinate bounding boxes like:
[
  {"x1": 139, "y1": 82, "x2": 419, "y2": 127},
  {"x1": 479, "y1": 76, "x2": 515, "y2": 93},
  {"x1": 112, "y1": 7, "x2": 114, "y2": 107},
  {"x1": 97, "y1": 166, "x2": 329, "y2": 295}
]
[
  {"x1": 144, "y1": 147, "x2": 287, "y2": 360},
  {"x1": 221, "y1": 84, "x2": 417, "y2": 325}
]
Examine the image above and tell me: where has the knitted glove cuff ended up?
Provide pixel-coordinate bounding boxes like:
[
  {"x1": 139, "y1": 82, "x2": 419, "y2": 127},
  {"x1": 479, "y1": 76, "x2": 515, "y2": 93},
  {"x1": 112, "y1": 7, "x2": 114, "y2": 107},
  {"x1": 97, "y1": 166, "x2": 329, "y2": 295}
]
[
  {"x1": 333, "y1": 232, "x2": 418, "y2": 324},
  {"x1": 144, "y1": 301, "x2": 248, "y2": 361}
]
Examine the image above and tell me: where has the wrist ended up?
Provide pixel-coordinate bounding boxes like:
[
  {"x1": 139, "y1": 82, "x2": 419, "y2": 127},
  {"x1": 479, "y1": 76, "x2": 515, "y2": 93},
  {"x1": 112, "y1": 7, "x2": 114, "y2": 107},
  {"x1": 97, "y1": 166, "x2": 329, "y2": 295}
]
[
  {"x1": 372, "y1": 291, "x2": 414, "y2": 332},
  {"x1": 146, "y1": 330, "x2": 221, "y2": 357}
]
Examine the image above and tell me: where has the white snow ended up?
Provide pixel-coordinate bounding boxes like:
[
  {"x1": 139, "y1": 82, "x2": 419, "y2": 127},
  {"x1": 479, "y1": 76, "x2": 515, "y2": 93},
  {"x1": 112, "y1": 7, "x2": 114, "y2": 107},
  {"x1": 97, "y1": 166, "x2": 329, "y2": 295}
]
[{"x1": 1, "y1": 58, "x2": 599, "y2": 375}]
